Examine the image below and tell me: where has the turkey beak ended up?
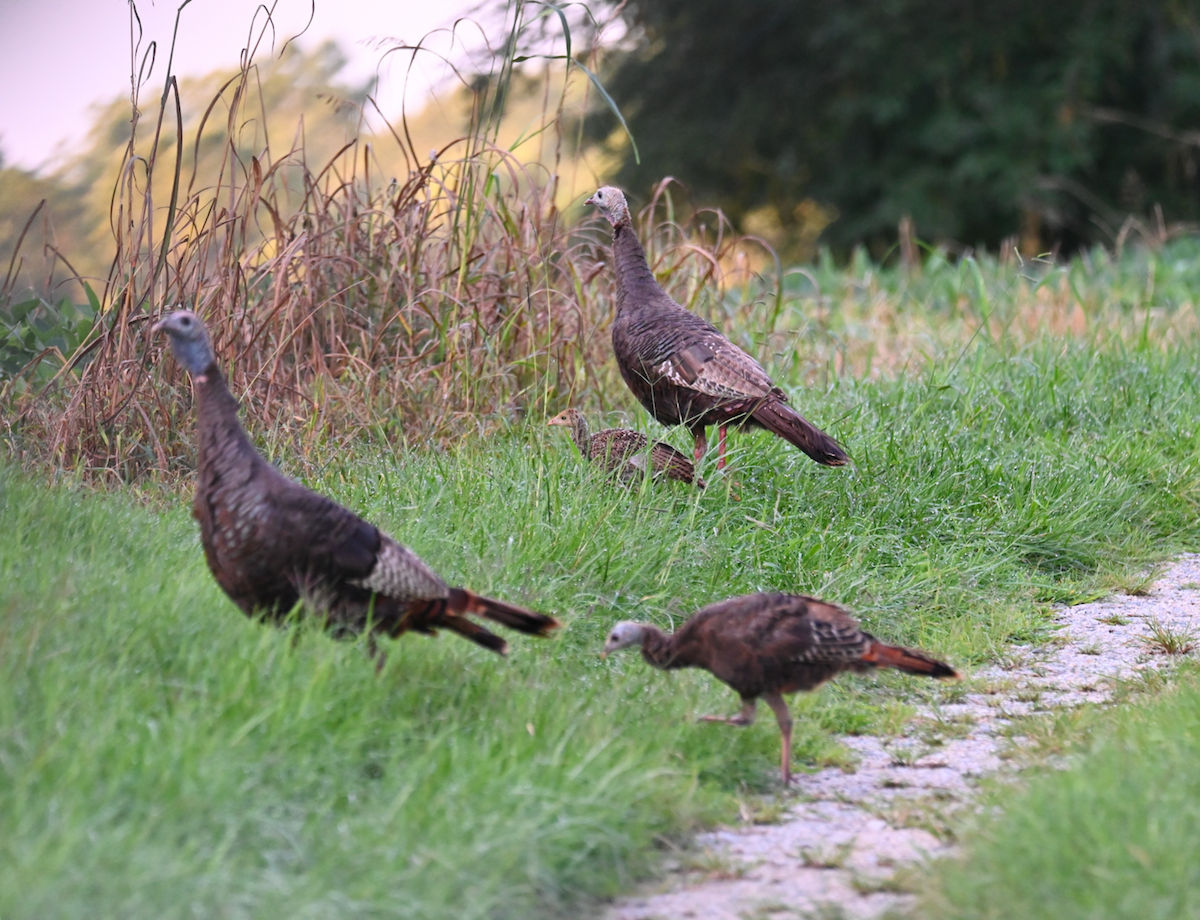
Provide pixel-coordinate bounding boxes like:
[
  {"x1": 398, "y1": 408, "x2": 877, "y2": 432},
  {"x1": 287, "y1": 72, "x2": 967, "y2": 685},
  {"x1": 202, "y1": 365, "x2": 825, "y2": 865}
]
[
  {"x1": 599, "y1": 649, "x2": 608, "y2": 660},
  {"x1": 151, "y1": 318, "x2": 166, "y2": 333},
  {"x1": 585, "y1": 194, "x2": 598, "y2": 206}
]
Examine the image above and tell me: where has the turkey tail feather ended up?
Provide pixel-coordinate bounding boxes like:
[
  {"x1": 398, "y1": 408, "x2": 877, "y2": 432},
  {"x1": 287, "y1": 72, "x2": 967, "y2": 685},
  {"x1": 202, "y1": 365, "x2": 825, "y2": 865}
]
[
  {"x1": 448, "y1": 588, "x2": 561, "y2": 637},
  {"x1": 751, "y1": 401, "x2": 849, "y2": 466},
  {"x1": 439, "y1": 613, "x2": 509, "y2": 655},
  {"x1": 863, "y1": 641, "x2": 959, "y2": 679}
]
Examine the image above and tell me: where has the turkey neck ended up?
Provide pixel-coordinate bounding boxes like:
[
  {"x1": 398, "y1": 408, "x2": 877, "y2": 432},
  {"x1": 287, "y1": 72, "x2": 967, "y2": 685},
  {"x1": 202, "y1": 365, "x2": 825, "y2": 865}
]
[
  {"x1": 638, "y1": 625, "x2": 687, "y2": 670},
  {"x1": 567, "y1": 413, "x2": 592, "y2": 454},
  {"x1": 611, "y1": 221, "x2": 660, "y2": 313},
  {"x1": 193, "y1": 362, "x2": 266, "y2": 477}
]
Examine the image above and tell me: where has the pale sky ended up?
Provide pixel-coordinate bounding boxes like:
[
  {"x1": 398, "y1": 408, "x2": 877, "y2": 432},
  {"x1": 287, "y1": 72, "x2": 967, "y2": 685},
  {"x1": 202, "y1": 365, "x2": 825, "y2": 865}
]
[{"x1": 0, "y1": 0, "x2": 481, "y2": 172}]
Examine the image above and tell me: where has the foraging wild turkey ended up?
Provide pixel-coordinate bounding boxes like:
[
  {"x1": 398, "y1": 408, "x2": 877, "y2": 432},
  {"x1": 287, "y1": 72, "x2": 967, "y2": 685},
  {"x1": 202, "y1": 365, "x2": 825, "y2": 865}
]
[
  {"x1": 586, "y1": 186, "x2": 849, "y2": 470},
  {"x1": 602, "y1": 593, "x2": 958, "y2": 784},
  {"x1": 548, "y1": 408, "x2": 705, "y2": 488},
  {"x1": 153, "y1": 310, "x2": 558, "y2": 663}
]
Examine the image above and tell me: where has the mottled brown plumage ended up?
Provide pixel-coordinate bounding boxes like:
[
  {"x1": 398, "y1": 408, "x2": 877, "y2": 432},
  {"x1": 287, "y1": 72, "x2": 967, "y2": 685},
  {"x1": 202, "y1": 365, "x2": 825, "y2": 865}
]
[
  {"x1": 586, "y1": 186, "x2": 849, "y2": 471},
  {"x1": 603, "y1": 593, "x2": 958, "y2": 784},
  {"x1": 548, "y1": 408, "x2": 705, "y2": 488},
  {"x1": 154, "y1": 310, "x2": 558, "y2": 664}
]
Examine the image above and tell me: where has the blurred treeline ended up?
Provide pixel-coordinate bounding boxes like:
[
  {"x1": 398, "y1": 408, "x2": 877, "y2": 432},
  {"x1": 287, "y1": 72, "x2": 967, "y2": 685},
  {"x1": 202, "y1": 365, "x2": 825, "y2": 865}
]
[
  {"x1": 0, "y1": 38, "x2": 599, "y2": 305},
  {"x1": 0, "y1": 42, "x2": 370, "y2": 299},
  {"x1": 585, "y1": 0, "x2": 1200, "y2": 258},
  {"x1": 7, "y1": 0, "x2": 1199, "y2": 291}
]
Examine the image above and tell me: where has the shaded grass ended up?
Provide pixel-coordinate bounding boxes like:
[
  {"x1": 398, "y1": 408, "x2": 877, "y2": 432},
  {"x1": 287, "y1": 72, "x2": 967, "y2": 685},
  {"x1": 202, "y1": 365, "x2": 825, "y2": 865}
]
[
  {"x1": 2, "y1": 334, "x2": 1199, "y2": 917},
  {"x1": 922, "y1": 665, "x2": 1200, "y2": 920}
]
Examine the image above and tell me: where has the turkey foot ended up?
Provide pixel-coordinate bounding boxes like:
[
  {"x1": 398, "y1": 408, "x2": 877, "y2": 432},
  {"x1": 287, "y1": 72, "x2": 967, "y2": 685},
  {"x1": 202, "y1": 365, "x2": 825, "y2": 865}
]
[
  {"x1": 700, "y1": 700, "x2": 756, "y2": 726},
  {"x1": 722, "y1": 473, "x2": 743, "y2": 502}
]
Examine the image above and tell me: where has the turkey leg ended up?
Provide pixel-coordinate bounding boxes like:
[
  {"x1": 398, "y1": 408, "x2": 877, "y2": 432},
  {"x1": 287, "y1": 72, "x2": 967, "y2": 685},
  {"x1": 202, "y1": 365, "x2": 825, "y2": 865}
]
[
  {"x1": 763, "y1": 693, "x2": 794, "y2": 785},
  {"x1": 367, "y1": 633, "x2": 388, "y2": 674},
  {"x1": 716, "y1": 423, "x2": 742, "y2": 500},
  {"x1": 692, "y1": 428, "x2": 707, "y2": 465},
  {"x1": 700, "y1": 697, "x2": 757, "y2": 726}
]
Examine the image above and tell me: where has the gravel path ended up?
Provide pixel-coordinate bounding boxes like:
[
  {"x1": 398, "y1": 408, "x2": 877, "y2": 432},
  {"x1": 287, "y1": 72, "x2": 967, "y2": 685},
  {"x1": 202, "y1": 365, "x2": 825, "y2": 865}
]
[{"x1": 602, "y1": 555, "x2": 1200, "y2": 920}]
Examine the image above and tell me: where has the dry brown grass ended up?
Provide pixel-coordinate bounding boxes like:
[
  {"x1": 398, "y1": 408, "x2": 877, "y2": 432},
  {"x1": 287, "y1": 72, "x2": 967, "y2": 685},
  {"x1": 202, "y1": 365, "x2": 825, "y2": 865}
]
[{"x1": 0, "y1": 26, "x2": 769, "y2": 484}]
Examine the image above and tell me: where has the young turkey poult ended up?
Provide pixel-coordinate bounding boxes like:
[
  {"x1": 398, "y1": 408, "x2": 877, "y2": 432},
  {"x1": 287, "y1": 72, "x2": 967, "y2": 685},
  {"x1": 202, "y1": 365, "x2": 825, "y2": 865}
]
[
  {"x1": 602, "y1": 593, "x2": 958, "y2": 784},
  {"x1": 153, "y1": 310, "x2": 559, "y2": 665},
  {"x1": 586, "y1": 186, "x2": 849, "y2": 472},
  {"x1": 548, "y1": 408, "x2": 705, "y2": 488}
]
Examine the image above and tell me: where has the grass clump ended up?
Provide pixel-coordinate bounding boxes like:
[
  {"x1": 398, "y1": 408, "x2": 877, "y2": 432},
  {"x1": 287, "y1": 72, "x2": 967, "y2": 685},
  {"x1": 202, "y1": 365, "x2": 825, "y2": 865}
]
[
  {"x1": 1140, "y1": 619, "x2": 1197, "y2": 656},
  {"x1": 923, "y1": 665, "x2": 1200, "y2": 920}
]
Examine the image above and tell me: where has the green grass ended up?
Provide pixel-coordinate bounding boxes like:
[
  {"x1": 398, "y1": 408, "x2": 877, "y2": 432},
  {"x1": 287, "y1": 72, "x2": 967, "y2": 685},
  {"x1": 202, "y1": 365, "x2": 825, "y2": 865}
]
[
  {"x1": 2, "y1": 334, "x2": 1200, "y2": 918},
  {"x1": 923, "y1": 666, "x2": 1200, "y2": 920}
]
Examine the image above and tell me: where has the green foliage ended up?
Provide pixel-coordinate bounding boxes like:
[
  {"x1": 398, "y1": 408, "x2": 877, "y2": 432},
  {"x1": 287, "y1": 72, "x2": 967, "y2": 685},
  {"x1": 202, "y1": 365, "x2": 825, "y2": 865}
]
[
  {"x1": 588, "y1": 0, "x2": 1200, "y2": 255},
  {"x1": 0, "y1": 293, "x2": 99, "y2": 389},
  {"x1": 924, "y1": 666, "x2": 1200, "y2": 919},
  {"x1": 3, "y1": 326, "x2": 1200, "y2": 917}
]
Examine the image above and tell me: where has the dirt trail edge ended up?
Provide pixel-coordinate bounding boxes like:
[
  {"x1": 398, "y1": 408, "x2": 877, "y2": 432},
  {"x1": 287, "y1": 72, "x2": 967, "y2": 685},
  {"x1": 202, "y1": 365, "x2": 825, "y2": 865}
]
[{"x1": 602, "y1": 555, "x2": 1200, "y2": 920}]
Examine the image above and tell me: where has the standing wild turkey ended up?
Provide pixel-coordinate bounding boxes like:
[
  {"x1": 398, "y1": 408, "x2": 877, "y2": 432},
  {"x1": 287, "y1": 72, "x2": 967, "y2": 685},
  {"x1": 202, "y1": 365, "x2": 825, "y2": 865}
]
[
  {"x1": 586, "y1": 186, "x2": 849, "y2": 470},
  {"x1": 602, "y1": 593, "x2": 958, "y2": 784},
  {"x1": 153, "y1": 310, "x2": 559, "y2": 663},
  {"x1": 548, "y1": 408, "x2": 705, "y2": 488}
]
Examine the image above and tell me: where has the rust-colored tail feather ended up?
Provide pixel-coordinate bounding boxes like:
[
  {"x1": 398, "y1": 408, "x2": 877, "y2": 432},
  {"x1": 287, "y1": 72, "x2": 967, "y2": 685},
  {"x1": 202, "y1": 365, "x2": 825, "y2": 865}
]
[
  {"x1": 862, "y1": 640, "x2": 959, "y2": 679},
  {"x1": 447, "y1": 588, "x2": 561, "y2": 637},
  {"x1": 751, "y1": 401, "x2": 849, "y2": 466},
  {"x1": 439, "y1": 613, "x2": 509, "y2": 655}
]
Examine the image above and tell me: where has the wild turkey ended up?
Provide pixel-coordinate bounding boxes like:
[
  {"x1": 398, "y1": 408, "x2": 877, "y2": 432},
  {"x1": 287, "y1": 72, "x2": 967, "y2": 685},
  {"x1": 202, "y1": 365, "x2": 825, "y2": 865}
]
[
  {"x1": 548, "y1": 408, "x2": 705, "y2": 488},
  {"x1": 602, "y1": 593, "x2": 958, "y2": 784},
  {"x1": 153, "y1": 309, "x2": 558, "y2": 664},
  {"x1": 586, "y1": 186, "x2": 849, "y2": 471}
]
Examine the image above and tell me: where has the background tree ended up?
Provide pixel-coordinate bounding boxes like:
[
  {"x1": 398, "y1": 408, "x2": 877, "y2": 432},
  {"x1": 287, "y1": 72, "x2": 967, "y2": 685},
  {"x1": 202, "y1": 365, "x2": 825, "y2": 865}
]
[{"x1": 585, "y1": 0, "x2": 1200, "y2": 257}]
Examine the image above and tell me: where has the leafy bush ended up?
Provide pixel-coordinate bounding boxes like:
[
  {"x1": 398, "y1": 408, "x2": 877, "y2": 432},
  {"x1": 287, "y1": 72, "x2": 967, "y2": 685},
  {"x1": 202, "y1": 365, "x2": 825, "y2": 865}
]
[{"x1": 0, "y1": 292, "x2": 99, "y2": 389}]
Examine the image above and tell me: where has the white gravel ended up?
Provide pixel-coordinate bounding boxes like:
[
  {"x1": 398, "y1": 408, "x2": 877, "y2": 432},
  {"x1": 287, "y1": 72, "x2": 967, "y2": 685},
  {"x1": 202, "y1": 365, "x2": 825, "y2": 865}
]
[{"x1": 601, "y1": 555, "x2": 1200, "y2": 920}]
